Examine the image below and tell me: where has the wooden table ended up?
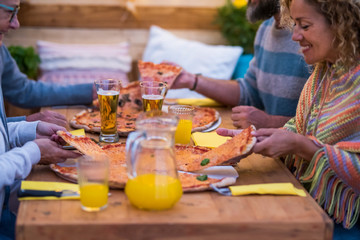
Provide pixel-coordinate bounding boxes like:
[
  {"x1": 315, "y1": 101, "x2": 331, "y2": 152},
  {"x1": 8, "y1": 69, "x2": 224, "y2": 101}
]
[{"x1": 16, "y1": 106, "x2": 333, "y2": 240}]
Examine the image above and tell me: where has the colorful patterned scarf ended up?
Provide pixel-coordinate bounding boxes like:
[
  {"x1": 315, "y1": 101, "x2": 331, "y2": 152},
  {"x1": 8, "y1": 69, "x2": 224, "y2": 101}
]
[{"x1": 284, "y1": 62, "x2": 360, "y2": 229}]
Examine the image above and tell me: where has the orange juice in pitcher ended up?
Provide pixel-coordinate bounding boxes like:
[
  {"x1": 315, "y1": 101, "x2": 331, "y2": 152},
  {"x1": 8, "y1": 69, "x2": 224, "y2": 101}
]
[{"x1": 125, "y1": 111, "x2": 183, "y2": 210}]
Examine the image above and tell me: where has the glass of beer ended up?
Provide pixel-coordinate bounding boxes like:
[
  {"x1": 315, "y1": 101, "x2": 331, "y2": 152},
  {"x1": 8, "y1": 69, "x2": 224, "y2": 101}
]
[
  {"x1": 140, "y1": 81, "x2": 167, "y2": 112},
  {"x1": 168, "y1": 105, "x2": 195, "y2": 144},
  {"x1": 94, "y1": 78, "x2": 121, "y2": 143},
  {"x1": 77, "y1": 154, "x2": 109, "y2": 212}
]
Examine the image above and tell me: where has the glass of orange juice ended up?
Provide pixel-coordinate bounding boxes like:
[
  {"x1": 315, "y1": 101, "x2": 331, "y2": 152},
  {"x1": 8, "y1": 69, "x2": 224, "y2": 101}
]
[
  {"x1": 168, "y1": 105, "x2": 195, "y2": 144},
  {"x1": 77, "y1": 154, "x2": 109, "y2": 212}
]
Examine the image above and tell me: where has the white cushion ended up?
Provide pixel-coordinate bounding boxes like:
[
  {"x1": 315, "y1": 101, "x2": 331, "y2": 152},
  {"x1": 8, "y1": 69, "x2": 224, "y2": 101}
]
[{"x1": 142, "y1": 26, "x2": 243, "y2": 98}]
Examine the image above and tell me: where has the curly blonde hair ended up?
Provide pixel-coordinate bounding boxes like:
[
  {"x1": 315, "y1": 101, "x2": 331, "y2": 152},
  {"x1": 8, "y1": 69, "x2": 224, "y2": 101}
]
[{"x1": 280, "y1": 0, "x2": 360, "y2": 70}]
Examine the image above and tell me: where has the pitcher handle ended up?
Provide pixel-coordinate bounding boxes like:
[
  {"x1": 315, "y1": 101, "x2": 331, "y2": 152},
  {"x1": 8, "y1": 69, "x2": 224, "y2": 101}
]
[{"x1": 126, "y1": 131, "x2": 146, "y2": 178}]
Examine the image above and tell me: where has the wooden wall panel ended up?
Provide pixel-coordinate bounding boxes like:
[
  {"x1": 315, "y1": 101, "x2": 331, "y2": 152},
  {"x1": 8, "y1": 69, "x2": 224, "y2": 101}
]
[{"x1": 17, "y1": 1, "x2": 224, "y2": 29}]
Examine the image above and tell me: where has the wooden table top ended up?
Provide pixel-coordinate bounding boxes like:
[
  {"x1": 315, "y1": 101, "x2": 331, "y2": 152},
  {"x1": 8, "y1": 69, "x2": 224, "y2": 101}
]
[{"x1": 16, "y1": 106, "x2": 333, "y2": 240}]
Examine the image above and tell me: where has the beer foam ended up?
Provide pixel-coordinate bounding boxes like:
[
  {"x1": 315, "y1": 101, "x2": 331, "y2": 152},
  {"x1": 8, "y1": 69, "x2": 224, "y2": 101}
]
[
  {"x1": 97, "y1": 89, "x2": 119, "y2": 96},
  {"x1": 142, "y1": 95, "x2": 164, "y2": 100}
]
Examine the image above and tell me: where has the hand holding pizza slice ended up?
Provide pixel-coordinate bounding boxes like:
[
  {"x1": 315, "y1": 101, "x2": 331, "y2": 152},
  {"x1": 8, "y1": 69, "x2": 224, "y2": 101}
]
[
  {"x1": 177, "y1": 125, "x2": 256, "y2": 172},
  {"x1": 138, "y1": 60, "x2": 182, "y2": 88},
  {"x1": 56, "y1": 131, "x2": 105, "y2": 156}
]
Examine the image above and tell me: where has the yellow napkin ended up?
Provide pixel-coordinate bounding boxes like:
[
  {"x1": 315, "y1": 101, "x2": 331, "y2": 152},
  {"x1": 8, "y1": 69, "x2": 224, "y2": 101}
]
[
  {"x1": 70, "y1": 129, "x2": 85, "y2": 136},
  {"x1": 64, "y1": 129, "x2": 85, "y2": 147},
  {"x1": 192, "y1": 131, "x2": 231, "y2": 148},
  {"x1": 19, "y1": 181, "x2": 80, "y2": 200},
  {"x1": 177, "y1": 98, "x2": 223, "y2": 107},
  {"x1": 229, "y1": 183, "x2": 306, "y2": 197}
]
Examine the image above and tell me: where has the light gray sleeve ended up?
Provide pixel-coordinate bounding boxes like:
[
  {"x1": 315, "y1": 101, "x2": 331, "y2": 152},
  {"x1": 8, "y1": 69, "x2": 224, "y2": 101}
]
[
  {"x1": 7, "y1": 121, "x2": 38, "y2": 148},
  {"x1": 0, "y1": 141, "x2": 40, "y2": 189}
]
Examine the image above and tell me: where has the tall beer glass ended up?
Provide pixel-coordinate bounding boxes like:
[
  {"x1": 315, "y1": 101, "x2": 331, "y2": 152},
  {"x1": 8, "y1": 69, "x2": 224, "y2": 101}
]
[
  {"x1": 140, "y1": 81, "x2": 167, "y2": 112},
  {"x1": 95, "y1": 79, "x2": 121, "y2": 143}
]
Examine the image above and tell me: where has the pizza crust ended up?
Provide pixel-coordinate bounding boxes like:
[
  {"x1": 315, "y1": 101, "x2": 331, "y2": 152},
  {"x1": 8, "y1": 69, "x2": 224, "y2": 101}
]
[
  {"x1": 49, "y1": 164, "x2": 77, "y2": 183},
  {"x1": 69, "y1": 109, "x2": 101, "y2": 133}
]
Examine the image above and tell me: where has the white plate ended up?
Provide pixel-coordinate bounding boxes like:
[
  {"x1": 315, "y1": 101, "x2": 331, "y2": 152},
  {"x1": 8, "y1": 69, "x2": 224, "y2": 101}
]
[
  {"x1": 178, "y1": 166, "x2": 239, "y2": 180},
  {"x1": 202, "y1": 117, "x2": 222, "y2": 133}
]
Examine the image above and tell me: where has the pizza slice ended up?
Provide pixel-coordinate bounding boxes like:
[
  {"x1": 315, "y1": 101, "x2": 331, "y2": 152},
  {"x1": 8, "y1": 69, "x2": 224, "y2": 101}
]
[
  {"x1": 138, "y1": 60, "x2": 182, "y2": 88},
  {"x1": 177, "y1": 125, "x2": 256, "y2": 172},
  {"x1": 57, "y1": 130, "x2": 105, "y2": 156}
]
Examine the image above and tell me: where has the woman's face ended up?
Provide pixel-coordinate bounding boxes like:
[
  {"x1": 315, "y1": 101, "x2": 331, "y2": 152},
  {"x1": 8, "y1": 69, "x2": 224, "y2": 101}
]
[{"x1": 290, "y1": 0, "x2": 337, "y2": 64}]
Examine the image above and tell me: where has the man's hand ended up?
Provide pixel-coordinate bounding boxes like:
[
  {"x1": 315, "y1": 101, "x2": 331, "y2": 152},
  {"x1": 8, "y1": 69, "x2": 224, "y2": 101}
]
[
  {"x1": 231, "y1": 106, "x2": 272, "y2": 129},
  {"x1": 231, "y1": 106, "x2": 292, "y2": 129},
  {"x1": 171, "y1": 71, "x2": 196, "y2": 89},
  {"x1": 36, "y1": 121, "x2": 66, "y2": 140},
  {"x1": 34, "y1": 139, "x2": 81, "y2": 165},
  {"x1": 26, "y1": 110, "x2": 67, "y2": 127},
  {"x1": 162, "y1": 61, "x2": 195, "y2": 89}
]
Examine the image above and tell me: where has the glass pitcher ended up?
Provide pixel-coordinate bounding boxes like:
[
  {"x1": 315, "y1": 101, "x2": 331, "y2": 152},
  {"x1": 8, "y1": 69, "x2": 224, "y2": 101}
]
[{"x1": 125, "y1": 110, "x2": 183, "y2": 210}]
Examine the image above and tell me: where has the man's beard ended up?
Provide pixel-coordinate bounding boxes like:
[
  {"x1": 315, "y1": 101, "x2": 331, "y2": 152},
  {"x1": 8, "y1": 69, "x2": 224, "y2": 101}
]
[{"x1": 246, "y1": 0, "x2": 280, "y2": 23}]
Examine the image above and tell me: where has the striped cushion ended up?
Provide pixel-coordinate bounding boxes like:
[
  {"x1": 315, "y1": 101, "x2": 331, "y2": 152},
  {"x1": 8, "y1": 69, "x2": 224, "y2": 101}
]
[{"x1": 37, "y1": 40, "x2": 131, "y2": 85}]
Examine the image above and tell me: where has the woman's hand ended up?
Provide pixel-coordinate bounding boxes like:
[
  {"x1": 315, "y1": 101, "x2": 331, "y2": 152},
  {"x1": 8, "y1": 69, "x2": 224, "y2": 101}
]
[
  {"x1": 252, "y1": 128, "x2": 297, "y2": 158},
  {"x1": 252, "y1": 128, "x2": 320, "y2": 160}
]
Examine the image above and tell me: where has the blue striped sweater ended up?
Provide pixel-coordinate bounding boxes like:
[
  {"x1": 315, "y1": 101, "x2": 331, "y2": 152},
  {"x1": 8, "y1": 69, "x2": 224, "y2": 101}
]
[{"x1": 237, "y1": 17, "x2": 310, "y2": 116}]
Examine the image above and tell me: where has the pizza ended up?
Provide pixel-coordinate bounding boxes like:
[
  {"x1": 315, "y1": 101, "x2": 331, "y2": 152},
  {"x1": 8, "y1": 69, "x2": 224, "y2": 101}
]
[
  {"x1": 137, "y1": 60, "x2": 182, "y2": 87},
  {"x1": 70, "y1": 109, "x2": 139, "y2": 137},
  {"x1": 51, "y1": 136, "x2": 237, "y2": 192},
  {"x1": 57, "y1": 131, "x2": 105, "y2": 156},
  {"x1": 192, "y1": 107, "x2": 220, "y2": 132},
  {"x1": 176, "y1": 125, "x2": 257, "y2": 172},
  {"x1": 70, "y1": 105, "x2": 220, "y2": 136}
]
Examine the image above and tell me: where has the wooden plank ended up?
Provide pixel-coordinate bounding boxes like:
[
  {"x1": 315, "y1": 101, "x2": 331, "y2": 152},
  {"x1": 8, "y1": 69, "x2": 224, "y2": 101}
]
[
  {"x1": 25, "y1": 0, "x2": 226, "y2": 8},
  {"x1": 17, "y1": 1, "x2": 223, "y2": 29}
]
